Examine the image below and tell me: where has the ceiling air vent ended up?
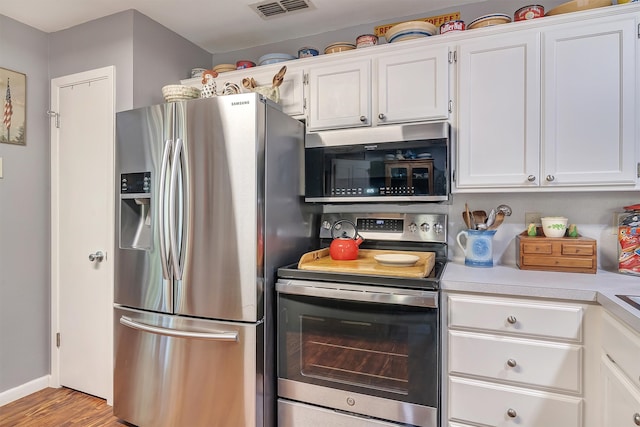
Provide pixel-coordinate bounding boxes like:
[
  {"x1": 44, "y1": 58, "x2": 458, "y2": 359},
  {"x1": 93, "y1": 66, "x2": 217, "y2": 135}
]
[{"x1": 251, "y1": 0, "x2": 314, "y2": 19}]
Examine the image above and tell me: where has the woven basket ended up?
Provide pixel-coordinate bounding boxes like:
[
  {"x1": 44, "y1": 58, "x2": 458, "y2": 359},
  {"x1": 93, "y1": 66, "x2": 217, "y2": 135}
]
[{"x1": 162, "y1": 85, "x2": 201, "y2": 102}]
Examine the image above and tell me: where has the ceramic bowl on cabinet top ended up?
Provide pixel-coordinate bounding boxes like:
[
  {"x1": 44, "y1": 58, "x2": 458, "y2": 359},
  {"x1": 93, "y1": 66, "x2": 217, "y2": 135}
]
[
  {"x1": 545, "y1": 0, "x2": 611, "y2": 15},
  {"x1": 356, "y1": 34, "x2": 379, "y2": 48},
  {"x1": 257, "y1": 53, "x2": 296, "y2": 66},
  {"x1": 385, "y1": 20, "x2": 437, "y2": 43},
  {"x1": 324, "y1": 42, "x2": 356, "y2": 54},
  {"x1": 440, "y1": 20, "x2": 465, "y2": 34},
  {"x1": 467, "y1": 13, "x2": 512, "y2": 29},
  {"x1": 514, "y1": 5, "x2": 545, "y2": 21}
]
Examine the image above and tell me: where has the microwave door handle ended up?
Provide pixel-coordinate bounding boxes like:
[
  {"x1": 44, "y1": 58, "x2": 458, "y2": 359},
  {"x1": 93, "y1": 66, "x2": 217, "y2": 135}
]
[
  {"x1": 169, "y1": 137, "x2": 183, "y2": 280},
  {"x1": 120, "y1": 316, "x2": 238, "y2": 342},
  {"x1": 158, "y1": 139, "x2": 172, "y2": 280}
]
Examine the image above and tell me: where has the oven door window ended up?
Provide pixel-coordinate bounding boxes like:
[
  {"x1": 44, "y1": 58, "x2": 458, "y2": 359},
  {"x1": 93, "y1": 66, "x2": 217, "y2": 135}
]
[{"x1": 277, "y1": 293, "x2": 438, "y2": 407}]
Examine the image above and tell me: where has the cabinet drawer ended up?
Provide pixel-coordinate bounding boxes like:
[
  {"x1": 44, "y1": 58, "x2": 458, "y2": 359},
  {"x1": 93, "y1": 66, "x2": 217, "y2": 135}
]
[
  {"x1": 449, "y1": 377, "x2": 583, "y2": 426},
  {"x1": 449, "y1": 330, "x2": 582, "y2": 393},
  {"x1": 448, "y1": 294, "x2": 583, "y2": 341},
  {"x1": 602, "y1": 311, "x2": 640, "y2": 390}
]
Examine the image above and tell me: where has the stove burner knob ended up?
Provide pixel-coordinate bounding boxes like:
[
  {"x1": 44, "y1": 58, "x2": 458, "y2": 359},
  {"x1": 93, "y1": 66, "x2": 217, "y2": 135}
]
[
  {"x1": 408, "y1": 222, "x2": 418, "y2": 233},
  {"x1": 322, "y1": 220, "x2": 332, "y2": 230},
  {"x1": 433, "y1": 223, "x2": 444, "y2": 234},
  {"x1": 420, "y1": 223, "x2": 430, "y2": 232}
]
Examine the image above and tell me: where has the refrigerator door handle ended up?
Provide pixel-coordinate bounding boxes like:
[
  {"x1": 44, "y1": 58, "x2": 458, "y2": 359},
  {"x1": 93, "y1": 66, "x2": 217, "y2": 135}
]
[
  {"x1": 158, "y1": 139, "x2": 173, "y2": 280},
  {"x1": 119, "y1": 316, "x2": 239, "y2": 342},
  {"x1": 169, "y1": 138, "x2": 183, "y2": 280}
]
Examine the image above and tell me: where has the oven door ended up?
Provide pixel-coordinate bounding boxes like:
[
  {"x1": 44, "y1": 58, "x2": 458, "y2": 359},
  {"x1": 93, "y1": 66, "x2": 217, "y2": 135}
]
[{"x1": 276, "y1": 279, "x2": 439, "y2": 427}]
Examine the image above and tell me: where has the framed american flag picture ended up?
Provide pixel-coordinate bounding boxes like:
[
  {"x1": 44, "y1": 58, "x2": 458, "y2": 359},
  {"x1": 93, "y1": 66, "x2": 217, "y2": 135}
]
[{"x1": 1, "y1": 67, "x2": 26, "y2": 146}]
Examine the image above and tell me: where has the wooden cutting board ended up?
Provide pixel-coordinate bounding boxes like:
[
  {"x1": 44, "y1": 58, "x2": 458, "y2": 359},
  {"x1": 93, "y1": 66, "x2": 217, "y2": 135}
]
[{"x1": 297, "y1": 248, "x2": 436, "y2": 278}]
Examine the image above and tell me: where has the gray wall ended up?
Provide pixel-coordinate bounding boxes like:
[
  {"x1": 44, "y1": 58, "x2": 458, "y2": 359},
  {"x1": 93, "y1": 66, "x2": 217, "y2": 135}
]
[
  {"x1": 49, "y1": 10, "x2": 211, "y2": 112},
  {"x1": 0, "y1": 9, "x2": 211, "y2": 397},
  {"x1": 0, "y1": 15, "x2": 50, "y2": 393},
  {"x1": 210, "y1": 0, "x2": 568, "y2": 65},
  {"x1": 132, "y1": 12, "x2": 211, "y2": 108}
]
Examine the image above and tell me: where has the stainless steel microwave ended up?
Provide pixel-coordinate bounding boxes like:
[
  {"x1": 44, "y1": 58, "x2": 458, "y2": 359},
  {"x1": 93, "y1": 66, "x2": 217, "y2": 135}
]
[{"x1": 305, "y1": 122, "x2": 450, "y2": 203}]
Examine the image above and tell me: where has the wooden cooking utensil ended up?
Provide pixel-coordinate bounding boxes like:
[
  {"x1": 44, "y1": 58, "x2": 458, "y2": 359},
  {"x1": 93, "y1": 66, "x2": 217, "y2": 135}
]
[
  {"x1": 488, "y1": 211, "x2": 505, "y2": 230},
  {"x1": 473, "y1": 210, "x2": 487, "y2": 225},
  {"x1": 464, "y1": 203, "x2": 473, "y2": 229}
]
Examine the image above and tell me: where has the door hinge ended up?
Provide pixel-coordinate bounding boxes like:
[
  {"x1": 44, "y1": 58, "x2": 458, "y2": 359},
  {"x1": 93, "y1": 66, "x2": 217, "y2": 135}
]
[
  {"x1": 303, "y1": 73, "x2": 309, "y2": 85},
  {"x1": 637, "y1": 162, "x2": 640, "y2": 178},
  {"x1": 56, "y1": 332, "x2": 61, "y2": 348},
  {"x1": 452, "y1": 169, "x2": 456, "y2": 183},
  {"x1": 637, "y1": 23, "x2": 640, "y2": 38},
  {"x1": 47, "y1": 110, "x2": 60, "y2": 128}
]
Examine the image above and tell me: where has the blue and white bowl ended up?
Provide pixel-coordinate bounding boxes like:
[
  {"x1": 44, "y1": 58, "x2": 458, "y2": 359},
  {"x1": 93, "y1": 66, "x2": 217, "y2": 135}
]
[
  {"x1": 385, "y1": 20, "x2": 437, "y2": 43},
  {"x1": 258, "y1": 53, "x2": 296, "y2": 66}
]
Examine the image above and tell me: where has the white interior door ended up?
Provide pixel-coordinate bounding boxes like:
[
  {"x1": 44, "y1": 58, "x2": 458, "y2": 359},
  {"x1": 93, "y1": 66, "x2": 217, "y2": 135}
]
[{"x1": 50, "y1": 66, "x2": 115, "y2": 403}]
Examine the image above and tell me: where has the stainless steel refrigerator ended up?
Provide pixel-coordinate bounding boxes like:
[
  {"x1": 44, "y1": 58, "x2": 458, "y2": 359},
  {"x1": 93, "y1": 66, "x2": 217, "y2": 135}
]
[{"x1": 113, "y1": 93, "x2": 316, "y2": 427}]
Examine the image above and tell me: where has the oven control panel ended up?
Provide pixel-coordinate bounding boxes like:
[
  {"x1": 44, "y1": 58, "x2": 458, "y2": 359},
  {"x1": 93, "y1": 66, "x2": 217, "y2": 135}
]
[{"x1": 319, "y1": 212, "x2": 447, "y2": 243}]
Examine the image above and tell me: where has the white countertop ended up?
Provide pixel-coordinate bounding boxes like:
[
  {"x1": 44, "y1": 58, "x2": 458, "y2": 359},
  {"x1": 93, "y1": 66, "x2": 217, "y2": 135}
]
[{"x1": 442, "y1": 261, "x2": 640, "y2": 332}]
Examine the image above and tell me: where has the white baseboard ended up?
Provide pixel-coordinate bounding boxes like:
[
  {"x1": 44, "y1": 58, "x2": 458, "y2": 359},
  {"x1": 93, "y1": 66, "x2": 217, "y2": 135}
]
[{"x1": 0, "y1": 375, "x2": 52, "y2": 407}]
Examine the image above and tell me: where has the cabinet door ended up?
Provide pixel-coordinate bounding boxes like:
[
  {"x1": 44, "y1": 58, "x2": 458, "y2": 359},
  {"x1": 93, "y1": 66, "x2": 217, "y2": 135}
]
[
  {"x1": 306, "y1": 59, "x2": 371, "y2": 131},
  {"x1": 542, "y1": 17, "x2": 637, "y2": 187},
  {"x1": 456, "y1": 31, "x2": 541, "y2": 188},
  {"x1": 248, "y1": 66, "x2": 305, "y2": 117},
  {"x1": 601, "y1": 354, "x2": 640, "y2": 427},
  {"x1": 376, "y1": 45, "x2": 450, "y2": 125}
]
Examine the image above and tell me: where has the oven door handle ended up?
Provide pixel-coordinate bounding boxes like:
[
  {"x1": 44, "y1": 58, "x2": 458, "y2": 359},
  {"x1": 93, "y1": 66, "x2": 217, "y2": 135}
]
[{"x1": 276, "y1": 281, "x2": 438, "y2": 308}]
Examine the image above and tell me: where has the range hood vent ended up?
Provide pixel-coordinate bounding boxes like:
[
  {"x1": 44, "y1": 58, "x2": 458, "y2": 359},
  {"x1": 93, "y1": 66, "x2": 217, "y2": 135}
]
[{"x1": 251, "y1": 0, "x2": 314, "y2": 19}]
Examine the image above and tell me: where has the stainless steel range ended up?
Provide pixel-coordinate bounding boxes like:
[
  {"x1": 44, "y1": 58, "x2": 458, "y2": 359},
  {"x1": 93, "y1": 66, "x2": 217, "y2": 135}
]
[{"x1": 276, "y1": 212, "x2": 447, "y2": 427}]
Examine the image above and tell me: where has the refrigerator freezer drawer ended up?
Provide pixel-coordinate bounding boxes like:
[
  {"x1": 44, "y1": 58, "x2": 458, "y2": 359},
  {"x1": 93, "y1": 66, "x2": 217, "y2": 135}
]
[{"x1": 114, "y1": 306, "x2": 263, "y2": 427}]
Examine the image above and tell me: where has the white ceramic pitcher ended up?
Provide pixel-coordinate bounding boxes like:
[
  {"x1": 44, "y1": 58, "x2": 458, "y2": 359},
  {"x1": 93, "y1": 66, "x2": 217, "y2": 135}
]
[{"x1": 456, "y1": 229, "x2": 497, "y2": 267}]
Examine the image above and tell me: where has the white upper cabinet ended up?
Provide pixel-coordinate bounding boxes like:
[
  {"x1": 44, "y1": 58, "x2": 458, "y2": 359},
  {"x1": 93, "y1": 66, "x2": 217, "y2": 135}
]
[
  {"x1": 375, "y1": 45, "x2": 450, "y2": 125},
  {"x1": 456, "y1": 31, "x2": 541, "y2": 188},
  {"x1": 305, "y1": 43, "x2": 450, "y2": 132},
  {"x1": 306, "y1": 59, "x2": 372, "y2": 131},
  {"x1": 455, "y1": 10, "x2": 639, "y2": 191},
  {"x1": 542, "y1": 16, "x2": 637, "y2": 187}
]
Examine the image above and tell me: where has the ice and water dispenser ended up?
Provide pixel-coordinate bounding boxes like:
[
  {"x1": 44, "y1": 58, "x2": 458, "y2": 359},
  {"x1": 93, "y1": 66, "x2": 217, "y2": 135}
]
[{"x1": 120, "y1": 172, "x2": 152, "y2": 250}]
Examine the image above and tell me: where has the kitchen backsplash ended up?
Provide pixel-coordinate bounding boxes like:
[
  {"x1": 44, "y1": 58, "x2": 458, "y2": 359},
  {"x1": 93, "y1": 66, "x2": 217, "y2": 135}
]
[{"x1": 323, "y1": 191, "x2": 640, "y2": 272}]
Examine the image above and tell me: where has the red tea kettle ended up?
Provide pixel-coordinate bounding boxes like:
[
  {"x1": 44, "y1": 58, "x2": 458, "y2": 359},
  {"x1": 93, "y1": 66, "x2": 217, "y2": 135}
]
[{"x1": 329, "y1": 220, "x2": 364, "y2": 260}]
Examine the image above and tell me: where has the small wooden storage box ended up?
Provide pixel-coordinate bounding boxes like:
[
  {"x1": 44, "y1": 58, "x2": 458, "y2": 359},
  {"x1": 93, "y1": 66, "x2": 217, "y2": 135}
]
[{"x1": 516, "y1": 228, "x2": 597, "y2": 274}]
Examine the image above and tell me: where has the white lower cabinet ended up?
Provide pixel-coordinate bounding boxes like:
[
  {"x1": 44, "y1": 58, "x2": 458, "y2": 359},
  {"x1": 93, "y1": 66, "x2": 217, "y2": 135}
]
[
  {"x1": 600, "y1": 312, "x2": 640, "y2": 427},
  {"x1": 445, "y1": 293, "x2": 599, "y2": 427},
  {"x1": 449, "y1": 376, "x2": 582, "y2": 426}
]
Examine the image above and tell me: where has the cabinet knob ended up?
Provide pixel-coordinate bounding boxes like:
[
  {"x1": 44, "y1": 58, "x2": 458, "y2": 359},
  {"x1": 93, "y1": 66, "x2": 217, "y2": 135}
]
[
  {"x1": 507, "y1": 358, "x2": 517, "y2": 368},
  {"x1": 507, "y1": 315, "x2": 517, "y2": 324},
  {"x1": 507, "y1": 408, "x2": 517, "y2": 418},
  {"x1": 527, "y1": 175, "x2": 536, "y2": 182},
  {"x1": 546, "y1": 174, "x2": 555, "y2": 182},
  {"x1": 378, "y1": 113, "x2": 386, "y2": 120},
  {"x1": 634, "y1": 413, "x2": 640, "y2": 426},
  {"x1": 359, "y1": 116, "x2": 367, "y2": 123}
]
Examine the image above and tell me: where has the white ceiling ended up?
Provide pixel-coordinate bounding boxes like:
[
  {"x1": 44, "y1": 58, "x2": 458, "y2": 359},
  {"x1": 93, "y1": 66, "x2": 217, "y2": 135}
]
[{"x1": 0, "y1": 0, "x2": 488, "y2": 54}]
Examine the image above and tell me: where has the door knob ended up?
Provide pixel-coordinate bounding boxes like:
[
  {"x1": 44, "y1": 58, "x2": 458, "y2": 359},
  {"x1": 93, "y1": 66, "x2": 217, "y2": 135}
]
[{"x1": 89, "y1": 251, "x2": 105, "y2": 262}]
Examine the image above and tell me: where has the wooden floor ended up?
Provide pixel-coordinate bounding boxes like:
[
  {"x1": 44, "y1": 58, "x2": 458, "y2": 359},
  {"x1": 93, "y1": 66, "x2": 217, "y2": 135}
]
[{"x1": 0, "y1": 387, "x2": 130, "y2": 427}]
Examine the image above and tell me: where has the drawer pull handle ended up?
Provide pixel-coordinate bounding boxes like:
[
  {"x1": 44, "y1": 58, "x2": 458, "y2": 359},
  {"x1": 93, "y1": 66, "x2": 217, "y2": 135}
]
[
  {"x1": 507, "y1": 358, "x2": 517, "y2": 368},
  {"x1": 507, "y1": 408, "x2": 517, "y2": 418},
  {"x1": 634, "y1": 413, "x2": 640, "y2": 426},
  {"x1": 507, "y1": 315, "x2": 517, "y2": 324}
]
